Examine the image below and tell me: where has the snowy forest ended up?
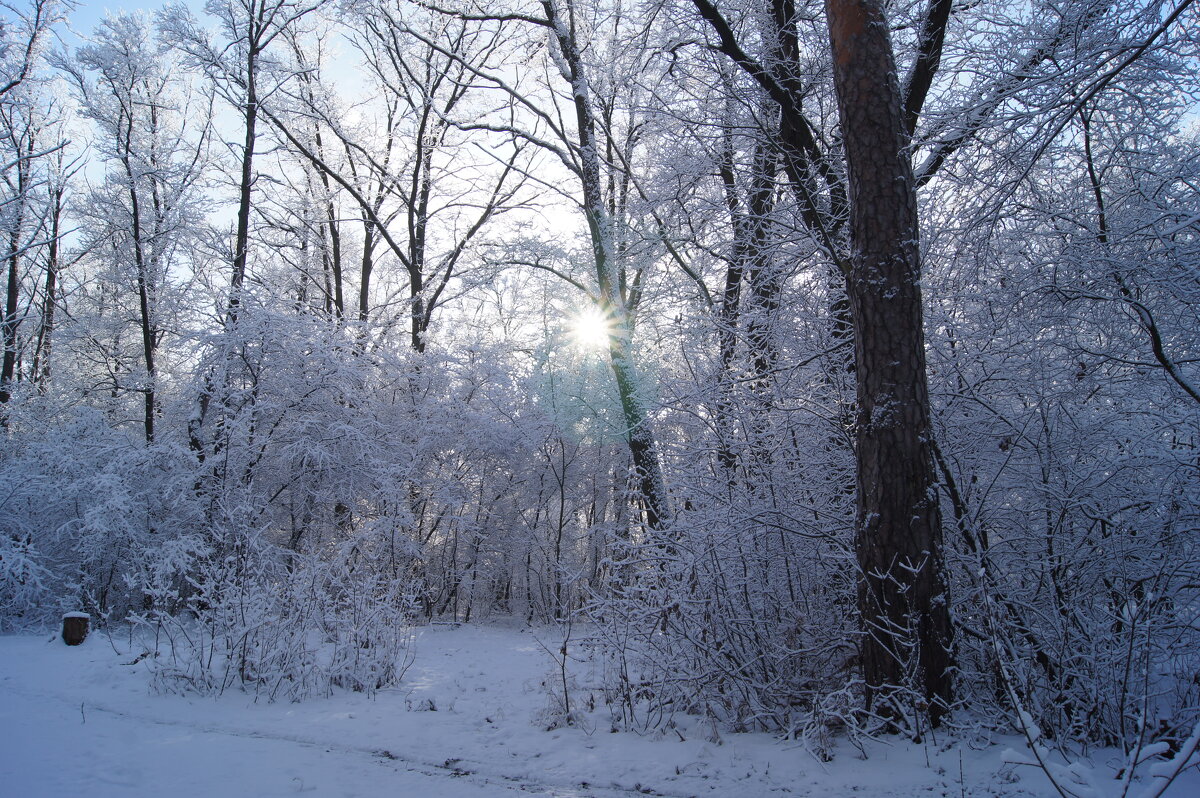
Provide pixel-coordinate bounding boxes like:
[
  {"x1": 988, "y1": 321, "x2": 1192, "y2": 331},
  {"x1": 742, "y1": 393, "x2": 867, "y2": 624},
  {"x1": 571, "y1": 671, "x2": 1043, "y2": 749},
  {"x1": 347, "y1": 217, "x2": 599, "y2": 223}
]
[{"x1": 2, "y1": 0, "x2": 1199, "y2": 787}]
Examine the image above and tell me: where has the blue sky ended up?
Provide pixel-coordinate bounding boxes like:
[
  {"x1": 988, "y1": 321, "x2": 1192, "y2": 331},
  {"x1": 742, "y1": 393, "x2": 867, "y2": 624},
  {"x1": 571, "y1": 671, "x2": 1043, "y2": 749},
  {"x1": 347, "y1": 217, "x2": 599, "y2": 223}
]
[{"x1": 64, "y1": 1, "x2": 192, "y2": 42}]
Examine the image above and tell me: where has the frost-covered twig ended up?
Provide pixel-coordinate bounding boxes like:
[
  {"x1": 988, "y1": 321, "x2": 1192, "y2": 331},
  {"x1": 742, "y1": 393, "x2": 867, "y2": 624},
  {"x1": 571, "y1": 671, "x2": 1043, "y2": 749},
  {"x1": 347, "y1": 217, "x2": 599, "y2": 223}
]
[{"x1": 1137, "y1": 721, "x2": 1200, "y2": 798}]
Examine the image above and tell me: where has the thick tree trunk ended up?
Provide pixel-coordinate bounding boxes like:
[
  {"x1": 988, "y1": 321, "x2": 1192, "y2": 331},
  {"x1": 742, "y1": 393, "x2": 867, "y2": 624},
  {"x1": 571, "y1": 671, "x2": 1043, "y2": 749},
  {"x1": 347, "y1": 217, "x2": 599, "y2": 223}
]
[{"x1": 825, "y1": 0, "x2": 953, "y2": 723}]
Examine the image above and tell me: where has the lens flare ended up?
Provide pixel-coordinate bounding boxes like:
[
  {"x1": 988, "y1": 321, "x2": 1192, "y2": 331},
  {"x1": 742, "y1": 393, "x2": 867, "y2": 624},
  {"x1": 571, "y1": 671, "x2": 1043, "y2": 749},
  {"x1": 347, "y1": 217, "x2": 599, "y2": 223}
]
[{"x1": 570, "y1": 307, "x2": 612, "y2": 350}]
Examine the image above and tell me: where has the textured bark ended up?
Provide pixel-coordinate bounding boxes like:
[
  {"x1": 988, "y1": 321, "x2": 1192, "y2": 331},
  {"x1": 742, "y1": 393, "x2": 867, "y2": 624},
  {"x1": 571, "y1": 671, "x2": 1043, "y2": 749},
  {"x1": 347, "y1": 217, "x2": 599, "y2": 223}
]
[{"x1": 825, "y1": 0, "x2": 953, "y2": 722}]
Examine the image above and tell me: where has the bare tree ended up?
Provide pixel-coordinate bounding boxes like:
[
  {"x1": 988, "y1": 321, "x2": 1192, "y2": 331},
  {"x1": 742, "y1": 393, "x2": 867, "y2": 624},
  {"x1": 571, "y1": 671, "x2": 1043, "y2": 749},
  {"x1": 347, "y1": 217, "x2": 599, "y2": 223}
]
[
  {"x1": 28, "y1": 141, "x2": 77, "y2": 388},
  {"x1": 62, "y1": 13, "x2": 210, "y2": 441},
  {"x1": 410, "y1": 0, "x2": 675, "y2": 531},
  {"x1": 1, "y1": 0, "x2": 65, "y2": 407},
  {"x1": 161, "y1": 0, "x2": 327, "y2": 324},
  {"x1": 258, "y1": 1, "x2": 529, "y2": 350}
]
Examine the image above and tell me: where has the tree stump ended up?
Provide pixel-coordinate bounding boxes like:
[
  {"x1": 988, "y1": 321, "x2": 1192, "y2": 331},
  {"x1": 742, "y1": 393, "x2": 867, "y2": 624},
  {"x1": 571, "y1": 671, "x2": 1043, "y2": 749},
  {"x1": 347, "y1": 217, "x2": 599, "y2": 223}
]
[{"x1": 62, "y1": 613, "x2": 90, "y2": 646}]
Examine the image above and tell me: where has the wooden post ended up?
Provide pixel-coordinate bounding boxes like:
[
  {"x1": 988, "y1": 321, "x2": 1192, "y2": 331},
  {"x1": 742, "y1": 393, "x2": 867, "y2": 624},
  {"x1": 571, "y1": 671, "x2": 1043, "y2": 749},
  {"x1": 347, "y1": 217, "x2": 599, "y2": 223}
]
[{"x1": 62, "y1": 612, "x2": 89, "y2": 646}]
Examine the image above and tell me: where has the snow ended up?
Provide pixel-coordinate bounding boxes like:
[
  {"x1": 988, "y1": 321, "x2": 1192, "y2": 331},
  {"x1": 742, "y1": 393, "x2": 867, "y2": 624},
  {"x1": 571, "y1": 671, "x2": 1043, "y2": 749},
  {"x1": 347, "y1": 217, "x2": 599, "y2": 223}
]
[{"x1": 1, "y1": 623, "x2": 1194, "y2": 797}]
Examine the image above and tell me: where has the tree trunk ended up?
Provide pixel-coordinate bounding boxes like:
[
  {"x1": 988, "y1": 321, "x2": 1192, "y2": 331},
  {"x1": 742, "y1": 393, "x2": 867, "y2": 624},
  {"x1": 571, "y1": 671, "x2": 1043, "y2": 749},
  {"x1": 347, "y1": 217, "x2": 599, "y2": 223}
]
[
  {"x1": 120, "y1": 127, "x2": 157, "y2": 443},
  {"x1": 545, "y1": 0, "x2": 671, "y2": 532},
  {"x1": 1, "y1": 129, "x2": 31, "y2": 407},
  {"x1": 1, "y1": 225, "x2": 22, "y2": 406},
  {"x1": 825, "y1": 0, "x2": 953, "y2": 723},
  {"x1": 31, "y1": 182, "x2": 61, "y2": 388},
  {"x1": 229, "y1": 46, "x2": 259, "y2": 324}
]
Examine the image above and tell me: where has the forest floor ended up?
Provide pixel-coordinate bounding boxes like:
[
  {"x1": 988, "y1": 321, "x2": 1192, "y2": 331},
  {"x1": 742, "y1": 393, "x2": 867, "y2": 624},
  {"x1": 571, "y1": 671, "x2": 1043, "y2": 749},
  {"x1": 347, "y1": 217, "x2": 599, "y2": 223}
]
[{"x1": 0, "y1": 621, "x2": 1191, "y2": 797}]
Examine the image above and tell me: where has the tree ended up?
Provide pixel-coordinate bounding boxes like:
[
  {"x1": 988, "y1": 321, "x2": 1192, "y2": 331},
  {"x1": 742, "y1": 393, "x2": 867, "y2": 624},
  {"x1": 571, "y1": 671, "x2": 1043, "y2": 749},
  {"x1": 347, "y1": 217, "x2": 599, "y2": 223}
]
[
  {"x1": 823, "y1": 0, "x2": 952, "y2": 722},
  {"x1": 1, "y1": 0, "x2": 65, "y2": 407},
  {"x1": 27, "y1": 138, "x2": 76, "y2": 388},
  {"x1": 296, "y1": 0, "x2": 528, "y2": 348},
  {"x1": 1, "y1": 0, "x2": 1196, "y2": 758},
  {"x1": 681, "y1": 0, "x2": 1200, "y2": 727},
  {"x1": 537, "y1": 0, "x2": 673, "y2": 532},
  {"x1": 381, "y1": 0, "x2": 673, "y2": 532},
  {"x1": 160, "y1": 0, "x2": 327, "y2": 324},
  {"x1": 61, "y1": 12, "x2": 210, "y2": 441}
]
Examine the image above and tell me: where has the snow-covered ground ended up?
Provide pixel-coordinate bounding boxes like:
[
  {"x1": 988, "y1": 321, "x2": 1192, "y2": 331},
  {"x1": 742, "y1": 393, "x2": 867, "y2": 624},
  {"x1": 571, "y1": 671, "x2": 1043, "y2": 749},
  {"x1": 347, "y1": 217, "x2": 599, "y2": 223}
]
[{"x1": 0, "y1": 622, "x2": 1192, "y2": 797}]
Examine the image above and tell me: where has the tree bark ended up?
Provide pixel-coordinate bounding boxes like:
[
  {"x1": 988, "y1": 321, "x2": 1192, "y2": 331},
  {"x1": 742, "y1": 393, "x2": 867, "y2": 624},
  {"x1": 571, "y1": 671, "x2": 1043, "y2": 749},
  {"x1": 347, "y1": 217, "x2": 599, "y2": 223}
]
[{"x1": 824, "y1": 0, "x2": 953, "y2": 723}]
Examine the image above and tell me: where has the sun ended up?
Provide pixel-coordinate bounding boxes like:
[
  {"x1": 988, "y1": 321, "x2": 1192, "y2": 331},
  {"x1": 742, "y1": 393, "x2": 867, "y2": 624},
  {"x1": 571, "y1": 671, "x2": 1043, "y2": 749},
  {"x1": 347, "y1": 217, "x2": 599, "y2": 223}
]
[{"x1": 569, "y1": 306, "x2": 613, "y2": 350}]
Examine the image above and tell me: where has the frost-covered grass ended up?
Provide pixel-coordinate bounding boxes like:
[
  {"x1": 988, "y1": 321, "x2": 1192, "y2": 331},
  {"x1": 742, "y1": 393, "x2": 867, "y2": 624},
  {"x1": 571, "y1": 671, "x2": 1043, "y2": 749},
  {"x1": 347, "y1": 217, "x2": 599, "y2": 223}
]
[{"x1": 1, "y1": 622, "x2": 1196, "y2": 797}]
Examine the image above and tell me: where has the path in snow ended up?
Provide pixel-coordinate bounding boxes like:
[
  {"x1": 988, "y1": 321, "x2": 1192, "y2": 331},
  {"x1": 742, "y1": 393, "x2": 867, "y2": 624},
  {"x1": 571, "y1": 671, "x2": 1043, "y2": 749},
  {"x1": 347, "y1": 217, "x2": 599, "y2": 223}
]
[{"x1": 1, "y1": 622, "x2": 1168, "y2": 797}]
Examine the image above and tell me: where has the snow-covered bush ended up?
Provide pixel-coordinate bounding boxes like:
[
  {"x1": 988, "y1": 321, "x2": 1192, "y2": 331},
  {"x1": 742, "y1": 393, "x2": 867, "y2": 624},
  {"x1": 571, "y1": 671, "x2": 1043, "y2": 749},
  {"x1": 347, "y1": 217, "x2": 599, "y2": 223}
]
[
  {"x1": 0, "y1": 532, "x2": 52, "y2": 631},
  {"x1": 0, "y1": 399, "x2": 205, "y2": 627},
  {"x1": 140, "y1": 524, "x2": 417, "y2": 700}
]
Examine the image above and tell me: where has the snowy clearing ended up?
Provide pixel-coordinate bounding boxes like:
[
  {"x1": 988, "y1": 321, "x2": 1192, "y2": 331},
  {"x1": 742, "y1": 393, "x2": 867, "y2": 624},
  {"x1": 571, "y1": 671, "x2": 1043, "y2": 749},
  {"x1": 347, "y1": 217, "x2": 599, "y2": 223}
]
[{"x1": 3, "y1": 623, "x2": 1187, "y2": 797}]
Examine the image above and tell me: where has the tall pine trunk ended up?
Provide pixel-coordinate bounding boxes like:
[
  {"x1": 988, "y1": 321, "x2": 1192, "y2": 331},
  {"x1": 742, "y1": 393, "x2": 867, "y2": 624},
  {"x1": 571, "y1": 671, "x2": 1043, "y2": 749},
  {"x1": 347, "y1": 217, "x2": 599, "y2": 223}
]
[{"x1": 825, "y1": 0, "x2": 953, "y2": 723}]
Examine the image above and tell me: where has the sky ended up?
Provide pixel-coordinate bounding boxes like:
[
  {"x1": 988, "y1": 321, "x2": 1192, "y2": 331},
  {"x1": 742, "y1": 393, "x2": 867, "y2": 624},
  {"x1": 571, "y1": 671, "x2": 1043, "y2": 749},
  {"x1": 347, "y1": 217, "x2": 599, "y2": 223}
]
[{"x1": 65, "y1": 0, "x2": 183, "y2": 41}]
